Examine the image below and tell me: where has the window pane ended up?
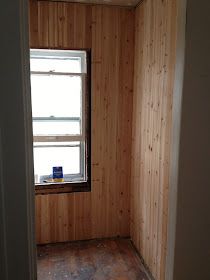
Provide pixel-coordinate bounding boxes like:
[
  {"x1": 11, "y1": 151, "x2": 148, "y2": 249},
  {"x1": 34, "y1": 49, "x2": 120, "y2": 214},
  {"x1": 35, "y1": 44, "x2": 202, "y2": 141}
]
[
  {"x1": 33, "y1": 120, "x2": 80, "y2": 135},
  {"x1": 33, "y1": 142, "x2": 80, "y2": 183},
  {"x1": 30, "y1": 57, "x2": 81, "y2": 73},
  {"x1": 31, "y1": 75, "x2": 82, "y2": 118}
]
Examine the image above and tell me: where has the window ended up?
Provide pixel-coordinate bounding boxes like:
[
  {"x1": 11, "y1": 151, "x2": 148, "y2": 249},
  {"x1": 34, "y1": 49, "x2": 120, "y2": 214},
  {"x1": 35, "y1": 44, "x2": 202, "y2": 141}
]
[{"x1": 30, "y1": 49, "x2": 91, "y2": 193}]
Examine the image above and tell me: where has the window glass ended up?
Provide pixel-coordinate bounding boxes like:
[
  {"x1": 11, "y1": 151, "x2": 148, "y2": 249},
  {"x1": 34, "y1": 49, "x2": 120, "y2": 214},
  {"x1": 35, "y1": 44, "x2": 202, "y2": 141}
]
[
  {"x1": 32, "y1": 120, "x2": 80, "y2": 136},
  {"x1": 31, "y1": 75, "x2": 81, "y2": 118},
  {"x1": 30, "y1": 57, "x2": 81, "y2": 73},
  {"x1": 33, "y1": 142, "x2": 81, "y2": 183}
]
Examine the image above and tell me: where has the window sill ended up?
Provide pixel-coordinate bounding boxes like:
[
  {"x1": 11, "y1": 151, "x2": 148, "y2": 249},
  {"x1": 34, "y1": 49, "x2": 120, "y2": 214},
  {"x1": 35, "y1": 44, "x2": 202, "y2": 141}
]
[{"x1": 35, "y1": 182, "x2": 91, "y2": 195}]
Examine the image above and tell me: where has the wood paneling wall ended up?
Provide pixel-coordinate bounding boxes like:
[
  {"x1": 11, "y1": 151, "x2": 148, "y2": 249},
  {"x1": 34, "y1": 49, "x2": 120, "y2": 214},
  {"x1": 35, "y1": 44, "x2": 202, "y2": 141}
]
[
  {"x1": 131, "y1": 1, "x2": 177, "y2": 279},
  {"x1": 29, "y1": 0, "x2": 134, "y2": 244}
]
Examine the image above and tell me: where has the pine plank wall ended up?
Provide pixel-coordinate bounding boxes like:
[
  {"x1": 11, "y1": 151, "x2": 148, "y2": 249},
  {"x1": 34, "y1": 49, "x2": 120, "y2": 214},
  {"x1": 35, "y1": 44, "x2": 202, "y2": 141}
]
[
  {"x1": 131, "y1": 1, "x2": 178, "y2": 280},
  {"x1": 29, "y1": 1, "x2": 178, "y2": 279},
  {"x1": 29, "y1": 0, "x2": 135, "y2": 244}
]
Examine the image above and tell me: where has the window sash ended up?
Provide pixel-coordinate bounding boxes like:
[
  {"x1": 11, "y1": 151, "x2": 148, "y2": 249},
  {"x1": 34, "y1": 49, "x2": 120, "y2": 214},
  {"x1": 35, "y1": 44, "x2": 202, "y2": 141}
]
[
  {"x1": 33, "y1": 141, "x2": 86, "y2": 182},
  {"x1": 30, "y1": 49, "x2": 87, "y2": 74},
  {"x1": 32, "y1": 73, "x2": 86, "y2": 141}
]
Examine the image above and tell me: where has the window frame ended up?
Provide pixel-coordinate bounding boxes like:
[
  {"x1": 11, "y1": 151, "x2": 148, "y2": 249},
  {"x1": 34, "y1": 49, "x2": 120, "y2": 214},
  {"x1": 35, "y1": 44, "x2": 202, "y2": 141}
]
[{"x1": 30, "y1": 48, "x2": 91, "y2": 195}]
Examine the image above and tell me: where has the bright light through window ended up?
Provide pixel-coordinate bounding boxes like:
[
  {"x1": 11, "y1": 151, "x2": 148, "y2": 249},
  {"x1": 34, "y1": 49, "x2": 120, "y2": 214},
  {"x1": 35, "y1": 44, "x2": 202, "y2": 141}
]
[{"x1": 30, "y1": 49, "x2": 88, "y2": 185}]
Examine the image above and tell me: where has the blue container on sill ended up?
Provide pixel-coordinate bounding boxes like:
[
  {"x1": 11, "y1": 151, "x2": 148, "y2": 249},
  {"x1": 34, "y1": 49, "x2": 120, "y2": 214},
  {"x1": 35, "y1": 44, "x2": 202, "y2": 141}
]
[{"x1": 53, "y1": 166, "x2": 64, "y2": 182}]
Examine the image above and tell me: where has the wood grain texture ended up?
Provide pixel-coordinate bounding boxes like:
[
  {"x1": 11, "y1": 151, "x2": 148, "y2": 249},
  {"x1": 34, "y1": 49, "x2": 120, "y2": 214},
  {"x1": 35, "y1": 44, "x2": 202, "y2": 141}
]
[
  {"x1": 37, "y1": 238, "x2": 150, "y2": 280},
  {"x1": 29, "y1": 0, "x2": 134, "y2": 244},
  {"x1": 131, "y1": 0, "x2": 177, "y2": 279}
]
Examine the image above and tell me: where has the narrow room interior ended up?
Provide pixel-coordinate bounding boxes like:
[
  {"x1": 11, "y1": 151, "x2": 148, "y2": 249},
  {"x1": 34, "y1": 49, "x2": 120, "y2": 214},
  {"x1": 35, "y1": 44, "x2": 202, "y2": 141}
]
[
  {"x1": 3, "y1": 1, "x2": 210, "y2": 279},
  {"x1": 29, "y1": 0, "x2": 178, "y2": 279}
]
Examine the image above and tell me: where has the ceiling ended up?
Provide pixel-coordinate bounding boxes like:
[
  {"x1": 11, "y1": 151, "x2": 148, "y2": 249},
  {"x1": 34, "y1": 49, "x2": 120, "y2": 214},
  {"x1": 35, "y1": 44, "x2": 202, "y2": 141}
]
[{"x1": 50, "y1": 0, "x2": 142, "y2": 7}]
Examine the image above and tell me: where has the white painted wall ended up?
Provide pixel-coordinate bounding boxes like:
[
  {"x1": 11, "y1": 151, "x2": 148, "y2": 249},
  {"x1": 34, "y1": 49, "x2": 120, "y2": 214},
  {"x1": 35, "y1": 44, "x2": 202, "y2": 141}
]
[
  {"x1": 170, "y1": 0, "x2": 210, "y2": 279},
  {"x1": 0, "y1": 1, "x2": 36, "y2": 279}
]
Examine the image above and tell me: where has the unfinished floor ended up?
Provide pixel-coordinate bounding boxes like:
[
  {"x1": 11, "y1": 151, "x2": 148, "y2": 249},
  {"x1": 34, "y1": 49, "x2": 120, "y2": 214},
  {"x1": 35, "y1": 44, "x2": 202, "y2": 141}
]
[{"x1": 37, "y1": 238, "x2": 149, "y2": 280}]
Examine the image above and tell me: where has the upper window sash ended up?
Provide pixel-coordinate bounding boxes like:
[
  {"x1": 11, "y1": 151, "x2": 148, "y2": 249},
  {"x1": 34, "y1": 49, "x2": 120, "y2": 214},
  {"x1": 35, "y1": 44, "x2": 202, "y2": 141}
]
[
  {"x1": 31, "y1": 79, "x2": 86, "y2": 137},
  {"x1": 30, "y1": 49, "x2": 87, "y2": 74},
  {"x1": 30, "y1": 49, "x2": 87, "y2": 143}
]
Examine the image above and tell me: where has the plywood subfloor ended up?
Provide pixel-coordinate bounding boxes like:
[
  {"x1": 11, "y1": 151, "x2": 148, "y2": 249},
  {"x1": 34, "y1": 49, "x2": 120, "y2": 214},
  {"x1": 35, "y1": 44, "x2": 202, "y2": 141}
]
[{"x1": 37, "y1": 238, "x2": 150, "y2": 280}]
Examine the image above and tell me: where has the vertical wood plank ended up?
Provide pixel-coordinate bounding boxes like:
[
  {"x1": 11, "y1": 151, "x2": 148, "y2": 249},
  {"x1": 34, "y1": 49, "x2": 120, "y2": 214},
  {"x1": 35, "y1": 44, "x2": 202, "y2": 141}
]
[
  {"x1": 131, "y1": 0, "x2": 178, "y2": 279},
  {"x1": 30, "y1": 0, "x2": 134, "y2": 246}
]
